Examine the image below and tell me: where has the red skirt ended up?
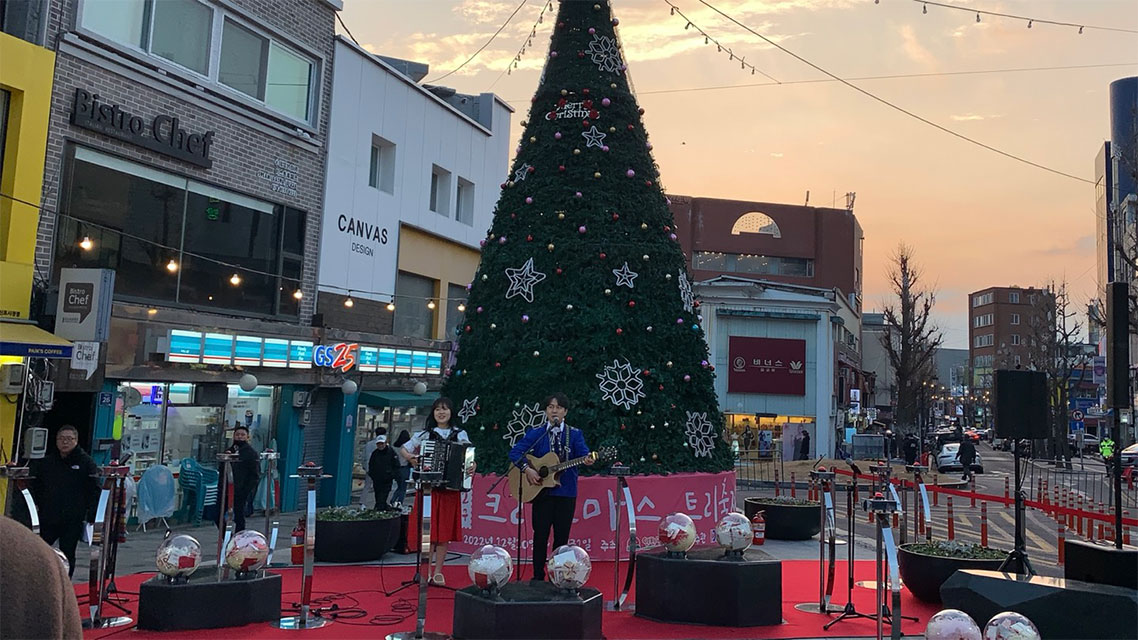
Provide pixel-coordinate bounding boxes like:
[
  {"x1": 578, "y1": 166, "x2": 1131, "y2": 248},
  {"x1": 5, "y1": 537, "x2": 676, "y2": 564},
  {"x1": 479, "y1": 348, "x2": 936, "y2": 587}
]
[{"x1": 405, "y1": 488, "x2": 462, "y2": 551}]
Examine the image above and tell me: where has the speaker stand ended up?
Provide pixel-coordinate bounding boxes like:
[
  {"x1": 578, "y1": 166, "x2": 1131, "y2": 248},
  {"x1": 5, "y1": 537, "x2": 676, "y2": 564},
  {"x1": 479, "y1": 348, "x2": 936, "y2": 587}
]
[{"x1": 998, "y1": 440, "x2": 1035, "y2": 576}]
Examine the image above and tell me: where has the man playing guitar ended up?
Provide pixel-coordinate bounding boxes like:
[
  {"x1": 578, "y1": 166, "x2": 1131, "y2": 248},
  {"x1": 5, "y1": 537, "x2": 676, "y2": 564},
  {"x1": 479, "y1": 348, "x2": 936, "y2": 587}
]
[{"x1": 508, "y1": 392, "x2": 593, "y2": 582}]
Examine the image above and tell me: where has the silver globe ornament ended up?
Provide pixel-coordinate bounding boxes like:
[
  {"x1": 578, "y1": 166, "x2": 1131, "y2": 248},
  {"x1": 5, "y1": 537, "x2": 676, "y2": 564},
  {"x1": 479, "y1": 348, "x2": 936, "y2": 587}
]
[
  {"x1": 924, "y1": 608, "x2": 982, "y2": 640},
  {"x1": 982, "y1": 612, "x2": 1040, "y2": 640},
  {"x1": 658, "y1": 513, "x2": 697, "y2": 556},
  {"x1": 341, "y1": 379, "x2": 358, "y2": 396},
  {"x1": 714, "y1": 512, "x2": 753, "y2": 556},
  {"x1": 156, "y1": 534, "x2": 203, "y2": 582},
  {"x1": 468, "y1": 545, "x2": 513, "y2": 594},
  {"x1": 547, "y1": 545, "x2": 592, "y2": 593},
  {"x1": 238, "y1": 373, "x2": 258, "y2": 392},
  {"x1": 225, "y1": 530, "x2": 270, "y2": 576},
  {"x1": 413, "y1": 381, "x2": 428, "y2": 395}
]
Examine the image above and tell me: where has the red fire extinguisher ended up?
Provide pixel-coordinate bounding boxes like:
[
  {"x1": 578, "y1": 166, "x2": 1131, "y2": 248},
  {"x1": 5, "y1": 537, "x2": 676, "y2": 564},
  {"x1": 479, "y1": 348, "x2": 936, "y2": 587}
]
[
  {"x1": 290, "y1": 517, "x2": 305, "y2": 564},
  {"x1": 752, "y1": 511, "x2": 766, "y2": 546}
]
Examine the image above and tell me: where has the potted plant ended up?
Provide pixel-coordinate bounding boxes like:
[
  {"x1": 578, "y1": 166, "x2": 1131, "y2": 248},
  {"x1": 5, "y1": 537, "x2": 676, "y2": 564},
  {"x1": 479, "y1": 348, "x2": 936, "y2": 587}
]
[
  {"x1": 314, "y1": 507, "x2": 401, "y2": 563},
  {"x1": 897, "y1": 540, "x2": 1007, "y2": 603},
  {"x1": 743, "y1": 496, "x2": 821, "y2": 540}
]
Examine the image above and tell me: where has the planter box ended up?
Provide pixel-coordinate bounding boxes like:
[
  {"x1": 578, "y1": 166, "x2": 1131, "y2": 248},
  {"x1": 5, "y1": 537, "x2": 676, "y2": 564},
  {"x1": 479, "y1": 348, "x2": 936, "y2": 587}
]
[
  {"x1": 314, "y1": 516, "x2": 400, "y2": 563},
  {"x1": 897, "y1": 543, "x2": 1006, "y2": 603},
  {"x1": 743, "y1": 498, "x2": 821, "y2": 541}
]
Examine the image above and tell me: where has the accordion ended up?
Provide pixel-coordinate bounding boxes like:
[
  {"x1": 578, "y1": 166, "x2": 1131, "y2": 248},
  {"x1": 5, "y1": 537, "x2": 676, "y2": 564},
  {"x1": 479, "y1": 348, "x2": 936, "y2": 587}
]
[{"x1": 417, "y1": 439, "x2": 475, "y2": 492}]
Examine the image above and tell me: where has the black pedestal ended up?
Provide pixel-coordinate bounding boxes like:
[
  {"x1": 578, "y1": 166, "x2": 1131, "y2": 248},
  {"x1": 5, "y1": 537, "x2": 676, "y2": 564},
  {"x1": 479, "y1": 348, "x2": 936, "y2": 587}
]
[
  {"x1": 1064, "y1": 540, "x2": 1138, "y2": 590},
  {"x1": 941, "y1": 569, "x2": 1138, "y2": 640},
  {"x1": 635, "y1": 546, "x2": 782, "y2": 627},
  {"x1": 452, "y1": 581, "x2": 603, "y2": 640},
  {"x1": 138, "y1": 573, "x2": 282, "y2": 631}
]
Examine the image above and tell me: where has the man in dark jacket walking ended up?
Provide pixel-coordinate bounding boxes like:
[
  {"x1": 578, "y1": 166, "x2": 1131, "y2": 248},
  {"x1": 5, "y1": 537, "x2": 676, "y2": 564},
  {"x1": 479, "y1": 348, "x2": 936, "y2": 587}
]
[
  {"x1": 30, "y1": 425, "x2": 100, "y2": 577},
  {"x1": 226, "y1": 426, "x2": 260, "y2": 532},
  {"x1": 368, "y1": 428, "x2": 400, "y2": 509},
  {"x1": 957, "y1": 438, "x2": 977, "y2": 481}
]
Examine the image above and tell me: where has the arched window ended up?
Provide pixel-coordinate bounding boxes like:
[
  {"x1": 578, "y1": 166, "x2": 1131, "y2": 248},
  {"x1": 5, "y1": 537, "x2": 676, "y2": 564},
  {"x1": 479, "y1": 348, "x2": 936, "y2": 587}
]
[{"x1": 730, "y1": 212, "x2": 781, "y2": 237}]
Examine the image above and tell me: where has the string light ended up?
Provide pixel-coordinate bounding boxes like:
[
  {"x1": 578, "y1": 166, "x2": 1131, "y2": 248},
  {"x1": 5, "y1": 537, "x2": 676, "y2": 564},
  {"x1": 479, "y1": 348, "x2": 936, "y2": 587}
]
[
  {"x1": 293, "y1": 289, "x2": 303, "y2": 300},
  {"x1": 79, "y1": 236, "x2": 93, "y2": 250},
  {"x1": 229, "y1": 273, "x2": 242, "y2": 286},
  {"x1": 492, "y1": 0, "x2": 556, "y2": 87},
  {"x1": 664, "y1": 0, "x2": 779, "y2": 83},
  {"x1": 976, "y1": 13, "x2": 981, "y2": 23},
  {"x1": 923, "y1": 3, "x2": 927, "y2": 15},
  {"x1": 386, "y1": 301, "x2": 396, "y2": 312},
  {"x1": 344, "y1": 295, "x2": 354, "y2": 308},
  {"x1": 457, "y1": 303, "x2": 466, "y2": 312},
  {"x1": 166, "y1": 259, "x2": 178, "y2": 273},
  {"x1": 910, "y1": 0, "x2": 1134, "y2": 34},
  {"x1": 427, "y1": 300, "x2": 437, "y2": 309}
]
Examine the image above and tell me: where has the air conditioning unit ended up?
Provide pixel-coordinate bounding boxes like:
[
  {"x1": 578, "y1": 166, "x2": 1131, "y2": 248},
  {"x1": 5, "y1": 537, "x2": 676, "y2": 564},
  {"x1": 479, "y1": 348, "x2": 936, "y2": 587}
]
[
  {"x1": 292, "y1": 390, "x2": 310, "y2": 407},
  {"x1": 0, "y1": 363, "x2": 25, "y2": 394}
]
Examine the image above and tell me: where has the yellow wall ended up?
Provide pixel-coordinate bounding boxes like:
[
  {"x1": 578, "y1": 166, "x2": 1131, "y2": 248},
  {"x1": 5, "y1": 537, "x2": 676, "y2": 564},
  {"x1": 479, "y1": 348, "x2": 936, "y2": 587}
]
[
  {"x1": 0, "y1": 33, "x2": 54, "y2": 505},
  {"x1": 396, "y1": 225, "x2": 480, "y2": 339}
]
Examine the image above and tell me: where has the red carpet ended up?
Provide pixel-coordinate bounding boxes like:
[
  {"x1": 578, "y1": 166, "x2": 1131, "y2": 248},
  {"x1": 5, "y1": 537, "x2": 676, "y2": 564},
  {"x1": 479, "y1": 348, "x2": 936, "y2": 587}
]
[{"x1": 81, "y1": 560, "x2": 938, "y2": 639}]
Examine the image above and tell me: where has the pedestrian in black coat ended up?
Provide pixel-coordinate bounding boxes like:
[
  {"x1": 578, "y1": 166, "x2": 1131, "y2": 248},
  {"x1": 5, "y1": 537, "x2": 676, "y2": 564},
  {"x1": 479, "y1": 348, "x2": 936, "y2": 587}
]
[
  {"x1": 225, "y1": 426, "x2": 260, "y2": 532},
  {"x1": 368, "y1": 428, "x2": 400, "y2": 509},
  {"x1": 29, "y1": 425, "x2": 100, "y2": 577}
]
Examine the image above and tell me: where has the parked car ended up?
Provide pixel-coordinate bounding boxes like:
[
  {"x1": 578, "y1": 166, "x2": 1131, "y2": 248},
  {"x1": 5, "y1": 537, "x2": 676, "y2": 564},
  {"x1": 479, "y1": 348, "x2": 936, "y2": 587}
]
[
  {"x1": 973, "y1": 427, "x2": 992, "y2": 441},
  {"x1": 962, "y1": 430, "x2": 982, "y2": 444},
  {"x1": 1121, "y1": 442, "x2": 1138, "y2": 468},
  {"x1": 1067, "y1": 433, "x2": 1100, "y2": 454},
  {"x1": 935, "y1": 443, "x2": 984, "y2": 473}
]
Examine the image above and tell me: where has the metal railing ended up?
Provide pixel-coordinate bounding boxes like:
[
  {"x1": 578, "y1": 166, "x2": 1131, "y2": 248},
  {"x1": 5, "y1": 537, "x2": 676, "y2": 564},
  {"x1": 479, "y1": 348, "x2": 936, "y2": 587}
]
[
  {"x1": 1025, "y1": 458, "x2": 1137, "y2": 509},
  {"x1": 733, "y1": 443, "x2": 786, "y2": 487}
]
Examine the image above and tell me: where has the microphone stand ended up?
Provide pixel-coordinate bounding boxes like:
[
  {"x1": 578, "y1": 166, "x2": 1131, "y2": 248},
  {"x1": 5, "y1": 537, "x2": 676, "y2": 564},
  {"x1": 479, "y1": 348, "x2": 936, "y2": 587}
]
[{"x1": 486, "y1": 422, "x2": 554, "y2": 581}]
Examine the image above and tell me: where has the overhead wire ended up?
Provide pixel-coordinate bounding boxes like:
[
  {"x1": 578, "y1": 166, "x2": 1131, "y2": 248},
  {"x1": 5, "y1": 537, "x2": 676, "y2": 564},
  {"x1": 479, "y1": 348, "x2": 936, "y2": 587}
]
[
  {"x1": 694, "y1": 0, "x2": 1095, "y2": 184},
  {"x1": 663, "y1": 0, "x2": 779, "y2": 83},
  {"x1": 424, "y1": 0, "x2": 531, "y2": 84},
  {"x1": 490, "y1": 0, "x2": 555, "y2": 89}
]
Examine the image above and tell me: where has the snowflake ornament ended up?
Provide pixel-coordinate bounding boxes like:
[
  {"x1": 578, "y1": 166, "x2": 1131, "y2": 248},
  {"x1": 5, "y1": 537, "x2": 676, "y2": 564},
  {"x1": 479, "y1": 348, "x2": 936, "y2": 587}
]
[
  {"x1": 513, "y1": 163, "x2": 532, "y2": 183},
  {"x1": 458, "y1": 397, "x2": 479, "y2": 424},
  {"x1": 677, "y1": 271, "x2": 694, "y2": 313},
  {"x1": 587, "y1": 34, "x2": 623, "y2": 74},
  {"x1": 612, "y1": 262, "x2": 638, "y2": 288},
  {"x1": 597, "y1": 359, "x2": 646, "y2": 410},
  {"x1": 505, "y1": 257, "x2": 547, "y2": 303},
  {"x1": 581, "y1": 125, "x2": 607, "y2": 149},
  {"x1": 685, "y1": 411, "x2": 716, "y2": 458},
  {"x1": 503, "y1": 403, "x2": 544, "y2": 447}
]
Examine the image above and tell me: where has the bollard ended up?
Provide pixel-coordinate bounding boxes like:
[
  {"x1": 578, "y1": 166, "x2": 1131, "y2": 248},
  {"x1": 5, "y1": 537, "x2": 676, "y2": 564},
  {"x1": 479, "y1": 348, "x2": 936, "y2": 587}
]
[
  {"x1": 1058, "y1": 522, "x2": 1066, "y2": 566},
  {"x1": 1098, "y1": 520, "x2": 1105, "y2": 541},
  {"x1": 971, "y1": 476, "x2": 977, "y2": 507},
  {"x1": 1077, "y1": 496, "x2": 1084, "y2": 537},
  {"x1": 1125, "y1": 511, "x2": 1132, "y2": 546},
  {"x1": 947, "y1": 497, "x2": 955, "y2": 541},
  {"x1": 893, "y1": 511, "x2": 900, "y2": 531},
  {"x1": 981, "y1": 501, "x2": 988, "y2": 547},
  {"x1": 933, "y1": 474, "x2": 940, "y2": 506},
  {"x1": 1052, "y1": 484, "x2": 1059, "y2": 518},
  {"x1": 1036, "y1": 477, "x2": 1042, "y2": 504},
  {"x1": 1005, "y1": 477, "x2": 1011, "y2": 508},
  {"x1": 775, "y1": 467, "x2": 781, "y2": 497},
  {"x1": 790, "y1": 472, "x2": 796, "y2": 499}
]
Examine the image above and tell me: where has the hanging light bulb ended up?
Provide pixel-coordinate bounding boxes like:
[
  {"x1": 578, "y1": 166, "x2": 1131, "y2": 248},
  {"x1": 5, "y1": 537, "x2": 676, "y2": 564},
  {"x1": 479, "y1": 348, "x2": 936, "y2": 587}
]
[
  {"x1": 670, "y1": 6, "x2": 675, "y2": 15},
  {"x1": 293, "y1": 289, "x2": 303, "y2": 300},
  {"x1": 1027, "y1": 20, "x2": 1032, "y2": 28},
  {"x1": 704, "y1": 35, "x2": 709, "y2": 44},
  {"x1": 166, "y1": 259, "x2": 178, "y2": 272},
  {"x1": 229, "y1": 273, "x2": 242, "y2": 286},
  {"x1": 427, "y1": 300, "x2": 436, "y2": 309},
  {"x1": 1078, "y1": 26, "x2": 1083, "y2": 34},
  {"x1": 457, "y1": 303, "x2": 466, "y2": 312},
  {"x1": 386, "y1": 301, "x2": 396, "y2": 312},
  {"x1": 685, "y1": 22, "x2": 691, "y2": 29},
  {"x1": 344, "y1": 296, "x2": 354, "y2": 308},
  {"x1": 923, "y1": 3, "x2": 927, "y2": 14},
  {"x1": 976, "y1": 13, "x2": 981, "y2": 22},
  {"x1": 79, "y1": 236, "x2": 93, "y2": 251}
]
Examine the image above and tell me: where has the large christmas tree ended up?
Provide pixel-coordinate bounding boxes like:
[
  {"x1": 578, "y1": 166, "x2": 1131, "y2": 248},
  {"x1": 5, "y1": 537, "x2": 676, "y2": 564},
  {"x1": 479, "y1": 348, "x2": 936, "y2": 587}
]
[{"x1": 442, "y1": 0, "x2": 732, "y2": 475}]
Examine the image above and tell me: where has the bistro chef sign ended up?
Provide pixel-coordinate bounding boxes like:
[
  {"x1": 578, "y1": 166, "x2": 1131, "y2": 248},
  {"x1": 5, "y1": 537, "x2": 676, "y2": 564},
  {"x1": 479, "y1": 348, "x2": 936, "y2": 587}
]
[{"x1": 70, "y1": 88, "x2": 216, "y2": 168}]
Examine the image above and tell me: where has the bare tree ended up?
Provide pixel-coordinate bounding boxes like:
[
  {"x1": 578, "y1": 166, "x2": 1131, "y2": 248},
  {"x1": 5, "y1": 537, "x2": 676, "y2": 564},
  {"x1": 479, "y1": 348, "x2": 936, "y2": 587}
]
[{"x1": 881, "y1": 244, "x2": 943, "y2": 433}]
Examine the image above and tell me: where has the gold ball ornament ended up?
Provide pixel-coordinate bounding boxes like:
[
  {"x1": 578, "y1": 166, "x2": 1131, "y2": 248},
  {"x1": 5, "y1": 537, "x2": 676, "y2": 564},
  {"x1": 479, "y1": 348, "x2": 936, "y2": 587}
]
[
  {"x1": 640, "y1": 223, "x2": 648, "y2": 230},
  {"x1": 557, "y1": 212, "x2": 566, "y2": 220},
  {"x1": 594, "y1": 172, "x2": 601, "y2": 179},
  {"x1": 547, "y1": 243, "x2": 555, "y2": 251},
  {"x1": 529, "y1": 136, "x2": 537, "y2": 143},
  {"x1": 561, "y1": 89, "x2": 568, "y2": 96}
]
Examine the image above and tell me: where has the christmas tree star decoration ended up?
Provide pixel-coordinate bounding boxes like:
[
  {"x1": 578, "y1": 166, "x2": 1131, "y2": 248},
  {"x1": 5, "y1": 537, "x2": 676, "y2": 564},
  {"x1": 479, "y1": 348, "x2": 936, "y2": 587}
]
[
  {"x1": 503, "y1": 402, "x2": 544, "y2": 447},
  {"x1": 678, "y1": 270, "x2": 695, "y2": 313},
  {"x1": 505, "y1": 257, "x2": 547, "y2": 302},
  {"x1": 597, "y1": 359, "x2": 646, "y2": 410},
  {"x1": 514, "y1": 163, "x2": 533, "y2": 183},
  {"x1": 587, "y1": 34, "x2": 623, "y2": 74},
  {"x1": 612, "y1": 262, "x2": 638, "y2": 288},
  {"x1": 581, "y1": 125, "x2": 607, "y2": 149},
  {"x1": 458, "y1": 397, "x2": 479, "y2": 424},
  {"x1": 685, "y1": 411, "x2": 716, "y2": 458}
]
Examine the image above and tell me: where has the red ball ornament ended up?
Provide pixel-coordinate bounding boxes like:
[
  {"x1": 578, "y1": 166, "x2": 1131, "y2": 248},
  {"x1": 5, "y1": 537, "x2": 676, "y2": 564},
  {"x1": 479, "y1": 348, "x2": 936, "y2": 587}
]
[
  {"x1": 555, "y1": 267, "x2": 563, "y2": 275},
  {"x1": 578, "y1": 51, "x2": 585, "y2": 58},
  {"x1": 527, "y1": 166, "x2": 535, "y2": 173},
  {"x1": 611, "y1": 213, "x2": 619, "y2": 221},
  {"x1": 582, "y1": 88, "x2": 590, "y2": 94},
  {"x1": 557, "y1": 21, "x2": 564, "y2": 27},
  {"x1": 558, "y1": 165, "x2": 566, "y2": 172},
  {"x1": 599, "y1": 252, "x2": 607, "y2": 259},
  {"x1": 664, "y1": 226, "x2": 672, "y2": 232},
  {"x1": 582, "y1": 120, "x2": 590, "y2": 127},
  {"x1": 693, "y1": 300, "x2": 701, "y2": 308},
  {"x1": 643, "y1": 369, "x2": 651, "y2": 376},
  {"x1": 616, "y1": 328, "x2": 623, "y2": 335},
  {"x1": 589, "y1": 110, "x2": 599, "y2": 119},
  {"x1": 659, "y1": 385, "x2": 665, "y2": 391},
  {"x1": 566, "y1": 356, "x2": 574, "y2": 363},
  {"x1": 583, "y1": 99, "x2": 593, "y2": 108},
  {"x1": 620, "y1": 423, "x2": 627, "y2": 430},
  {"x1": 638, "y1": 107, "x2": 645, "y2": 115},
  {"x1": 628, "y1": 300, "x2": 635, "y2": 307},
  {"x1": 627, "y1": 124, "x2": 635, "y2": 131},
  {"x1": 526, "y1": 235, "x2": 533, "y2": 241},
  {"x1": 500, "y1": 182, "x2": 507, "y2": 189},
  {"x1": 510, "y1": 213, "x2": 516, "y2": 219},
  {"x1": 464, "y1": 325, "x2": 472, "y2": 333},
  {"x1": 494, "y1": 362, "x2": 501, "y2": 368}
]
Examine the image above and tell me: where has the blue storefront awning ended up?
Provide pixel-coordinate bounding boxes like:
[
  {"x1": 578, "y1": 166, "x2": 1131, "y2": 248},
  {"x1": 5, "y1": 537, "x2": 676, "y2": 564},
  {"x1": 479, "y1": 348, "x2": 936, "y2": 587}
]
[
  {"x1": 0, "y1": 322, "x2": 74, "y2": 358},
  {"x1": 358, "y1": 390, "x2": 439, "y2": 408}
]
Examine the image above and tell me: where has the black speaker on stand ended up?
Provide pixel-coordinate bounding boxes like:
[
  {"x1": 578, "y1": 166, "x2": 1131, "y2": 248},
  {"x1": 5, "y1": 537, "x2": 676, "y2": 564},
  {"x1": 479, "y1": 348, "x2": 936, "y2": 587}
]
[
  {"x1": 994, "y1": 369, "x2": 1048, "y2": 575},
  {"x1": 1106, "y1": 281, "x2": 1130, "y2": 550}
]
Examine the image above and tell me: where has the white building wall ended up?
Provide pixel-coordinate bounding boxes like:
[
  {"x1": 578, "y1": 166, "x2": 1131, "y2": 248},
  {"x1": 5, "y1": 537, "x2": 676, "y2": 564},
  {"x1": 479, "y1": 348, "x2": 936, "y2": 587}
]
[{"x1": 319, "y1": 38, "x2": 511, "y2": 302}]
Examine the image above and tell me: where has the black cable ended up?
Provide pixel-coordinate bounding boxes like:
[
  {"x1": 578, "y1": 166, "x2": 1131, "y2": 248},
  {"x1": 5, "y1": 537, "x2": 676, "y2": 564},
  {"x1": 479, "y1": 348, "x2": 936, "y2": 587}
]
[
  {"x1": 425, "y1": 0, "x2": 531, "y2": 84},
  {"x1": 335, "y1": 12, "x2": 361, "y2": 46},
  {"x1": 696, "y1": 0, "x2": 1095, "y2": 185}
]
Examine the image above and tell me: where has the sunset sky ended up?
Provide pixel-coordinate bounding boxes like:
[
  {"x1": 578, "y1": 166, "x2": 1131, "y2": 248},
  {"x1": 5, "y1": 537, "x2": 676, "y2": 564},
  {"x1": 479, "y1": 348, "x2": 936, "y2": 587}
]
[{"x1": 338, "y1": 0, "x2": 1138, "y2": 349}]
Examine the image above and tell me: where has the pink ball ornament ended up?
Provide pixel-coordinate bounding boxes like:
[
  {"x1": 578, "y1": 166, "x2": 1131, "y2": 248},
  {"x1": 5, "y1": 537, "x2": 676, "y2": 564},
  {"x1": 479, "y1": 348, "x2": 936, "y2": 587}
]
[
  {"x1": 578, "y1": 226, "x2": 587, "y2": 234},
  {"x1": 602, "y1": 145, "x2": 609, "y2": 152},
  {"x1": 555, "y1": 132, "x2": 562, "y2": 140},
  {"x1": 602, "y1": 98, "x2": 611, "y2": 107},
  {"x1": 498, "y1": 236, "x2": 507, "y2": 244},
  {"x1": 626, "y1": 169, "x2": 635, "y2": 178},
  {"x1": 522, "y1": 315, "x2": 529, "y2": 323},
  {"x1": 476, "y1": 306, "x2": 484, "y2": 313},
  {"x1": 575, "y1": 191, "x2": 583, "y2": 198},
  {"x1": 588, "y1": 27, "x2": 595, "y2": 34},
  {"x1": 551, "y1": 51, "x2": 558, "y2": 58},
  {"x1": 525, "y1": 197, "x2": 533, "y2": 204},
  {"x1": 646, "y1": 142, "x2": 653, "y2": 150},
  {"x1": 684, "y1": 375, "x2": 691, "y2": 382},
  {"x1": 479, "y1": 240, "x2": 487, "y2": 247},
  {"x1": 670, "y1": 233, "x2": 678, "y2": 240},
  {"x1": 701, "y1": 360, "x2": 709, "y2": 367},
  {"x1": 676, "y1": 318, "x2": 684, "y2": 324}
]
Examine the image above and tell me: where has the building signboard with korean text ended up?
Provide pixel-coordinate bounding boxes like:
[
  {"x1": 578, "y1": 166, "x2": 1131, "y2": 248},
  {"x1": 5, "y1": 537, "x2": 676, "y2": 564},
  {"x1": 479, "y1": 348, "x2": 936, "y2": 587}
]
[{"x1": 727, "y1": 336, "x2": 807, "y2": 395}]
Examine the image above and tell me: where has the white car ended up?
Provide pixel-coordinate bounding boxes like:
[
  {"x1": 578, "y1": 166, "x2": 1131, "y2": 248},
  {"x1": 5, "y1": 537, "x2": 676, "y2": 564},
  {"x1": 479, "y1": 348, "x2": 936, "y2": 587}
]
[
  {"x1": 936, "y1": 443, "x2": 984, "y2": 474},
  {"x1": 1122, "y1": 442, "x2": 1138, "y2": 468}
]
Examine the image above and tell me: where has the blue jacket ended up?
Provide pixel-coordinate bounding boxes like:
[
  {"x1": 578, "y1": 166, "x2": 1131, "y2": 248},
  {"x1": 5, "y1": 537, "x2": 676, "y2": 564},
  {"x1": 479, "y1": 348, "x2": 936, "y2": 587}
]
[{"x1": 509, "y1": 423, "x2": 590, "y2": 498}]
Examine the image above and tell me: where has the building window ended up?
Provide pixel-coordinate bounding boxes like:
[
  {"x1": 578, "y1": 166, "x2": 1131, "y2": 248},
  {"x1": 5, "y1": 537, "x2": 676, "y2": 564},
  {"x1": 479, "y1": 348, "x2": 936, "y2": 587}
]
[
  {"x1": 1011, "y1": 313, "x2": 1020, "y2": 325},
  {"x1": 692, "y1": 251, "x2": 814, "y2": 278},
  {"x1": 973, "y1": 334, "x2": 993, "y2": 348},
  {"x1": 455, "y1": 177, "x2": 475, "y2": 226},
  {"x1": 393, "y1": 271, "x2": 436, "y2": 339},
  {"x1": 150, "y1": 0, "x2": 212, "y2": 74},
  {"x1": 1009, "y1": 291, "x2": 1020, "y2": 304},
  {"x1": 445, "y1": 283, "x2": 466, "y2": 337},
  {"x1": 429, "y1": 165, "x2": 451, "y2": 215},
  {"x1": 1014, "y1": 355, "x2": 1021, "y2": 366},
  {"x1": 80, "y1": 0, "x2": 148, "y2": 48},
  {"x1": 972, "y1": 292, "x2": 994, "y2": 307},
  {"x1": 53, "y1": 146, "x2": 305, "y2": 317},
  {"x1": 973, "y1": 313, "x2": 994, "y2": 328},
  {"x1": 266, "y1": 42, "x2": 313, "y2": 121},
  {"x1": 219, "y1": 18, "x2": 267, "y2": 99},
  {"x1": 1011, "y1": 334, "x2": 1020, "y2": 346},
  {"x1": 368, "y1": 136, "x2": 395, "y2": 193}
]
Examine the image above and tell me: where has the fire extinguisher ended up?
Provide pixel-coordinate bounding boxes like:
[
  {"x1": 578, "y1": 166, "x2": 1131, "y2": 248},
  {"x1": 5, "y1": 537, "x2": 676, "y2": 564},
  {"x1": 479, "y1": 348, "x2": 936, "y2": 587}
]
[
  {"x1": 751, "y1": 511, "x2": 766, "y2": 546},
  {"x1": 290, "y1": 517, "x2": 305, "y2": 564}
]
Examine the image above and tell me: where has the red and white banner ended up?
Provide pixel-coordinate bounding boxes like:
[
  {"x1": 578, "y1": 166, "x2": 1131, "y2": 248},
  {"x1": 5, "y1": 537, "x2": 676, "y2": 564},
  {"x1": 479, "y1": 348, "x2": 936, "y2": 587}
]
[
  {"x1": 727, "y1": 336, "x2": 807, "y2": 395},
  {"x1": 455, "y1": 471, "x2": 736, "y2": 560}
]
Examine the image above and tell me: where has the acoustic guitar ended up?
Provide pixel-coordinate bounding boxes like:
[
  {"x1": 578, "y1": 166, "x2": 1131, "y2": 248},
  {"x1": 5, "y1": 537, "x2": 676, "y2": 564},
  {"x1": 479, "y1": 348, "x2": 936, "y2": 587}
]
[{"x1": 507, "y1": 446, "x2": 617, "y2": 503}]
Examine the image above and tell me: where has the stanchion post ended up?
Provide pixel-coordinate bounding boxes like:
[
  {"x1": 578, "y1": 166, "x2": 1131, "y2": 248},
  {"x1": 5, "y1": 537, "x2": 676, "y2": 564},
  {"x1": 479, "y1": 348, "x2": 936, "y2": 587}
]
[
  {"x1": 980, "y1": 501, "x2": 988, "y2": 547},
  {"x1": 775, "y1": 466, "x2": 781, "y2": 497},
  {"x1": 274, "y1": 463, "x2": 332, "y2": 630},
  {"x1": 791, "y1": 472, "x2": 797, "y2": 499},
  {"x1": 970, "y1": 476, "x2": 976, "y2": 507},
  {"x1": 1005, "y1": 477, "x2": 1010, "y2": 507},
  {"x1": 947, "y1": 497, "x2": 955, "y2": 541},
  {"x1": 215, "y1": 452, "x2": 238, "y2": 581},
  {"x1": 83, "y1": 464, "x2": 132, "y2": 630},
  {"x1": 1058, "y1": 522, "x2": 1066, "y2": 566},
  {"x1": 261, "y1": 450, "x2": 281, "y2": 568}
]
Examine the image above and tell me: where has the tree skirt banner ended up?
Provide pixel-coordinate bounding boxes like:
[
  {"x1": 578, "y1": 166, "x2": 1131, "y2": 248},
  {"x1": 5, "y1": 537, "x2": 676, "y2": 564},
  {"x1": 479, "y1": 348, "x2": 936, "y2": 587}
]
[{"x1": 455, "y1": 471, "x2": 736, "y2": 561}]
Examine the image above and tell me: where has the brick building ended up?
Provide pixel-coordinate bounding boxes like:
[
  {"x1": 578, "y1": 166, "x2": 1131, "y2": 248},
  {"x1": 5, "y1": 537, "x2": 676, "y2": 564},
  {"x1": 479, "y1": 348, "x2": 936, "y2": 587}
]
[{"x1": 968, "y1": 286, "x2": 1052, "y2": 389}]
